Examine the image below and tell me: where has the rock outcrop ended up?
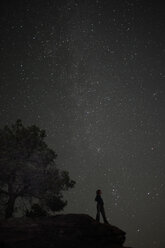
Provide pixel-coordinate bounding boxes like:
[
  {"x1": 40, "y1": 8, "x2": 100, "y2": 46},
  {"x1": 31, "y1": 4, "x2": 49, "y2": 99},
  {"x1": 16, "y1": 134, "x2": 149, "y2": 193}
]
[{"x1": 0, "y1": 214, "x2": 132, "y2": 248}]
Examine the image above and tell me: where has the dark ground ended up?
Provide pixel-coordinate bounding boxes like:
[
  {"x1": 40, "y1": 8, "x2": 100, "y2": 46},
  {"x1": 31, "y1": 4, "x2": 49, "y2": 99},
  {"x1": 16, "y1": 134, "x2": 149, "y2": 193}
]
[{"x1": 0, "y1": 214, "x2": 133, "y2": 248}]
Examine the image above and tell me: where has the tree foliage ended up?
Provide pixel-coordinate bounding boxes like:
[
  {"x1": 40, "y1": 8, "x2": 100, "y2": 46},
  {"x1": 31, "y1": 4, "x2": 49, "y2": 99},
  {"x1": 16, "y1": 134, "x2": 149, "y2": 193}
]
[
  {"x1": 26, "y1": 204, "x2": 47, "y2": 217},
  {"x1": 0, "y1": 119, "x2": 75, "y2": 218}
]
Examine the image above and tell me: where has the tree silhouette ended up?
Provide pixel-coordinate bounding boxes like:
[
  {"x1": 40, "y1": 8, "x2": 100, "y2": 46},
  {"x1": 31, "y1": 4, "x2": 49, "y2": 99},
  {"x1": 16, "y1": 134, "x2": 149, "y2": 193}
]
[{"x1": 0, "y1": 119, "x2": 75, "y2": 218}]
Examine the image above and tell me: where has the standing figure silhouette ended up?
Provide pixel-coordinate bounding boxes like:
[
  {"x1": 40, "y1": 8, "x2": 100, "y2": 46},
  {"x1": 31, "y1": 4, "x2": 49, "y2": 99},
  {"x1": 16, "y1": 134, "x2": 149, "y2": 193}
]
[{"x1": 95, "y1": 189, "x2": 109, "y2": 224}]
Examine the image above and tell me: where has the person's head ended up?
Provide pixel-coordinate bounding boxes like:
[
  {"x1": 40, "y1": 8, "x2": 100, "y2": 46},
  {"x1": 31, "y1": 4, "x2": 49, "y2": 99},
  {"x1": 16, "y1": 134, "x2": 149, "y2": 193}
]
[{"x1": 96, "y1": 189, "x2": 102, "y2": 195}]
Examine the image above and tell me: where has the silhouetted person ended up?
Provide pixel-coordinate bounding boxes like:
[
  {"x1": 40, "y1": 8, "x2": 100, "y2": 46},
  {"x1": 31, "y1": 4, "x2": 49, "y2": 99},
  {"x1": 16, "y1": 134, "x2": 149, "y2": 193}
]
[{"x1": 95, "y1": 189, "x2": 109, "y2": 224}]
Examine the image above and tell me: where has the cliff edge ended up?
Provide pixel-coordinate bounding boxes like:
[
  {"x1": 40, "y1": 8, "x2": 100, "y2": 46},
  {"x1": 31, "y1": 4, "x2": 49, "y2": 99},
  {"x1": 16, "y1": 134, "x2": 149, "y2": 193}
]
[{"x1": 0, "y1": 214, "x2": 132, "y2": 248}]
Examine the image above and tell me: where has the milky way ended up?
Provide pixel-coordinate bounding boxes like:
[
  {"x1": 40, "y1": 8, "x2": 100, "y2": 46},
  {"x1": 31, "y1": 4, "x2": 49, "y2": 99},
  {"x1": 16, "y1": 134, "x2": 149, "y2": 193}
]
[{"x1": 0, "y1": 1, "x2": 165, "y2": 247}]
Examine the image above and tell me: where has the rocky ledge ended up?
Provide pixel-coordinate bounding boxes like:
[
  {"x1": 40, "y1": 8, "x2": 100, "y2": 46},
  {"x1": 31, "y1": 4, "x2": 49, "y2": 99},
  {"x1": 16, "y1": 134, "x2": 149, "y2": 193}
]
[{"x1": 0, "y1": 214, "x2": 132, "y2": 248}]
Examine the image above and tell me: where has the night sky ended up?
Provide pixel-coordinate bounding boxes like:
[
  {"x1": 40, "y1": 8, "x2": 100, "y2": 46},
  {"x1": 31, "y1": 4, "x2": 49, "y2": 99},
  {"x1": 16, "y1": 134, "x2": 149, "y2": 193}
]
[{"x1": 0, "y1": 1, "x2": 165, "y2": 247}]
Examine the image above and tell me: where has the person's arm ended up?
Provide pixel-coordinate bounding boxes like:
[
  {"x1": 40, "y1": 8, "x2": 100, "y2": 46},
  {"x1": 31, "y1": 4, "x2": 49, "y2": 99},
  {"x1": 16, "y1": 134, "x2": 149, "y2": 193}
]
[{"x1": 96, "y1": 195, "x2": 103, "y2": 205}]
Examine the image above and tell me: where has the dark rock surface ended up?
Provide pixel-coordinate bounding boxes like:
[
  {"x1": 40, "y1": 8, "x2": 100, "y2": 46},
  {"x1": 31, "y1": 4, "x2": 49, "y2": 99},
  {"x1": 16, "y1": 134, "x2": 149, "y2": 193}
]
[{"x1": 0, "y1": 214, "x2": 132, "y2": 248}]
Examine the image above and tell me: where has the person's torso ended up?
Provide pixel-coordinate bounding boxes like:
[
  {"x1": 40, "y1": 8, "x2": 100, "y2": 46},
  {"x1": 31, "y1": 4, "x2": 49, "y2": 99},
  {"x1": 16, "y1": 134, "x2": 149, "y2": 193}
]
[{"x1": 95, "y1": 195, "x2": 104, "y2": 205}]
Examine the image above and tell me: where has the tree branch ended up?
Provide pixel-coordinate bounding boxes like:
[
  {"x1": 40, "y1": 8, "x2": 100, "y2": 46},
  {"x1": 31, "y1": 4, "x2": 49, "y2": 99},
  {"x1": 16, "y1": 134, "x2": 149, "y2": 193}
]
[{"x1": 0, "y1": 189, "x2": 8, "y2": 195}]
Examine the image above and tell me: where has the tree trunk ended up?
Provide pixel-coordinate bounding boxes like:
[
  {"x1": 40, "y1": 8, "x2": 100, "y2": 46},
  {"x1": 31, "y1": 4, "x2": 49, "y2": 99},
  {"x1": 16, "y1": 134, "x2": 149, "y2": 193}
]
[{"x1": 5, "y1": 196, "x2": 16, "y2": 219}]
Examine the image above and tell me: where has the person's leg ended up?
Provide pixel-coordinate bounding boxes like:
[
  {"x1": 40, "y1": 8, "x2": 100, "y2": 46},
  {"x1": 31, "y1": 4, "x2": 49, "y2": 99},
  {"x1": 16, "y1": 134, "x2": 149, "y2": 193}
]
[
  {"x1": 96, "y1": 205, "x2": 100, "y2": 222},
  {"x1": 100, "y1": 206, "x2": 109, "y2": 224}
]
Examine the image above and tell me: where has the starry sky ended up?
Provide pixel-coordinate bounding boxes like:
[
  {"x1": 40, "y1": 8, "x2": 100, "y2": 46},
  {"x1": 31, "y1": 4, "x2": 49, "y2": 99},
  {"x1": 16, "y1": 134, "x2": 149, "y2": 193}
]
[{"x1": 0, "y1": 0, "x2": 165, "y2": 247}]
